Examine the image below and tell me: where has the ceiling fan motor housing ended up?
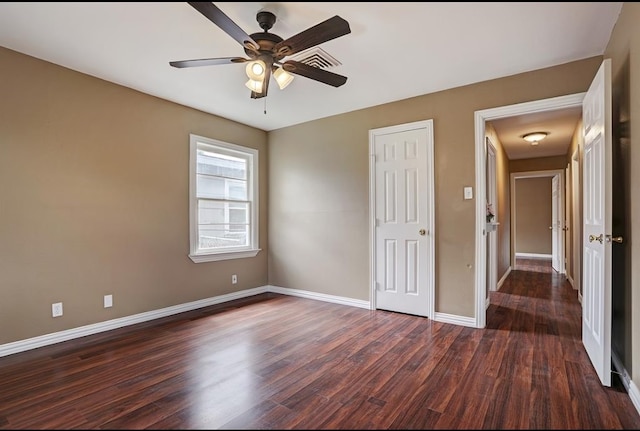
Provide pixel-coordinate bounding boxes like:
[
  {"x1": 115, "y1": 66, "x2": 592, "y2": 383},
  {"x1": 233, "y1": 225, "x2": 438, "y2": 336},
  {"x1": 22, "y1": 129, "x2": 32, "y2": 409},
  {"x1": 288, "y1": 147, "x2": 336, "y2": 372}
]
[
  {"x1": 257, "y1": 10, "x2": 276, "y2": 31},
  {"x1": 244, "y1": 11, "x2": 285, "y2": 62}
]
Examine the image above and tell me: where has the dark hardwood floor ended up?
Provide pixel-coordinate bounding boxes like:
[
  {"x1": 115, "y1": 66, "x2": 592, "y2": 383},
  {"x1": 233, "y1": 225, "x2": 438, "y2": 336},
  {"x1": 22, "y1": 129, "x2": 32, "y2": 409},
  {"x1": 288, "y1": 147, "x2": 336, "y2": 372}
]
[{"x1": 1, "y1": 258, "x2": 639, "y2": 429}]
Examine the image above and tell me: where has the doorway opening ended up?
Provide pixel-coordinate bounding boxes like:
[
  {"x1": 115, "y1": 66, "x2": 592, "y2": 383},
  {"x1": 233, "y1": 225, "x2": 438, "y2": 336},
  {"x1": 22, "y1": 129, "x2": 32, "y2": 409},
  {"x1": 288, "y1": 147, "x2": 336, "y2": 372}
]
[
  {"x1": 510, "y1": 169, "x2": 565, "y2": 273},
  {"x1": 473, "y1": 93, "x2": 585, "y2": 329}
]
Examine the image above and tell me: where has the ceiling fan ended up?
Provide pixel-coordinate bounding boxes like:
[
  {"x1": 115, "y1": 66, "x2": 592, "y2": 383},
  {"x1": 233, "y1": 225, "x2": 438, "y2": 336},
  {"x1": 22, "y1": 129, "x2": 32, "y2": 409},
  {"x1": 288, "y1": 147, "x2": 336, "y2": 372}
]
[{"x1": 170, "y1": 2, "x2": 351, "y2": 99}]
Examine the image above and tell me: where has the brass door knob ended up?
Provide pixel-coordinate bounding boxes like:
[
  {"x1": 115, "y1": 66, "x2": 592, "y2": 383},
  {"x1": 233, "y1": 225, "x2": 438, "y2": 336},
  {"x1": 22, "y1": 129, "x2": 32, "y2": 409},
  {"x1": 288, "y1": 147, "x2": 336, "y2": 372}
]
[
  {"x1": 419, "y1": 229, "x2": 426, "y2": 236},
  {"x1": 606, "y1": 235, "x2": 624, "y2": 243},
  {"x1": 589, "y1": 234, "x2": 603, "y2": 244}
]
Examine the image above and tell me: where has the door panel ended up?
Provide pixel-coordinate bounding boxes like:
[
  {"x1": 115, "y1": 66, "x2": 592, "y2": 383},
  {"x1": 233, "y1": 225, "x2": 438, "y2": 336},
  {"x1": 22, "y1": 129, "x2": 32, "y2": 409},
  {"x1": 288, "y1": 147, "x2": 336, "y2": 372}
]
[
  {"x1": 370, "y1": 121, "x2": 434, "y2": 317},
  {"x1": 582, "y1": 59, "x2": 612, "y2": 386}
]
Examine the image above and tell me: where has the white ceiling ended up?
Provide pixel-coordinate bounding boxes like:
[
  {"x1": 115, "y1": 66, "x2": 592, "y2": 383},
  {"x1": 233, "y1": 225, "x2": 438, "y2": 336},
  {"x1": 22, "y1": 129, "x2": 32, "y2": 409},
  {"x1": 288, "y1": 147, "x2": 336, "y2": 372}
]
[
  {"x1": 490, "y1": 106, "x2": 583, "y2": 160},
  {"x1": 0, "y1": 2, "x2": 622, "y2": 137}
]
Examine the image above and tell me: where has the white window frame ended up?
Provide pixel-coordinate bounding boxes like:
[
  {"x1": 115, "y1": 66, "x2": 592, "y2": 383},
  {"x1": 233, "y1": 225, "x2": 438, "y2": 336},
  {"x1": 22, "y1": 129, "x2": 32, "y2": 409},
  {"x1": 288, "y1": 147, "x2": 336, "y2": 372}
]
[{"x1": 189, "y1": 134, "x2": 260, "y2": 263}]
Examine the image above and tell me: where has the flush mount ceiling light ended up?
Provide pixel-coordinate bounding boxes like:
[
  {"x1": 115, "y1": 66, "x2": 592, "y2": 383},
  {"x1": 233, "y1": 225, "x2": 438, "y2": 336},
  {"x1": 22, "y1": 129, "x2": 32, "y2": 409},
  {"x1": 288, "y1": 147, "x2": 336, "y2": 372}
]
[{"x1": 522, "y1": 132, "x2": 548, "y2": 146}]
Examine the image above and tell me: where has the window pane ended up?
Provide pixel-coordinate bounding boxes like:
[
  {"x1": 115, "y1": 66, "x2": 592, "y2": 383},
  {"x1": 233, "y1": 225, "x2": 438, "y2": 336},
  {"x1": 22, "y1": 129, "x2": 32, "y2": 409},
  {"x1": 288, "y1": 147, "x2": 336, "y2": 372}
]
[
  {"x1": 197, "y1": 175, "x2": 247, "y2": 201},
  {"x1": 198, "y1": 200, "x2": 250, "y2": 250},
  {"x1": 198, "y1": 200, "x2": 224, "y2": 225},
  {"x1": 198, "y1": 224, "x2": 249, "y2": 250},
  {"x1": 197, "y1": 150, "x2": 247, "y2": 180},
  {"x1": 229, "y1": 207, "x2": 248, "y2": 224},
  {"x1": 198, "y1": 200, "x2": 249, "y2": 224}
]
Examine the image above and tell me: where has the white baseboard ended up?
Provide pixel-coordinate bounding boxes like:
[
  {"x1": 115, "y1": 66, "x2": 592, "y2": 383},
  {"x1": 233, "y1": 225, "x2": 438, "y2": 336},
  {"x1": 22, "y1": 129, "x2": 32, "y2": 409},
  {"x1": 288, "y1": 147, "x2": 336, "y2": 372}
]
[
  {"x1": 267, "y1": 285, "x2": 370, "y2": 309},
  {"x1": 629, "y1": 380, "x2": 640, "y2": 419},
  {"x1": 567, "y1": 274, "x2": 575, "y2": 288},
  {"x1": 497, "y1": 266, "x2": 512, "y2": 290},
  {"x1": 0, "y1": 286, "x2": 271, "y2": 358},
  {"x1": 434, "y1": 312, "x2": 477, "y2": 328},
  {"x1": 0, "y1": 284, "x2": 511, "y2": 359},
  {"x1": 0, "y1": 285, "x2": 371, "y2": 358},
  {"x1": 515, "y1": 252, "x2": 552, "y2": 259}
]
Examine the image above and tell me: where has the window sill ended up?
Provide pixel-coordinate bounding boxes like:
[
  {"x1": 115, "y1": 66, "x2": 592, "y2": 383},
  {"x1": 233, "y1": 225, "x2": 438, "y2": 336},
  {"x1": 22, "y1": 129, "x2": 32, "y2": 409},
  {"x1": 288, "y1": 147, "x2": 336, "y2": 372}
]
[{"x1": 189, "y1": 249, "x2": 261, "y2": 263}]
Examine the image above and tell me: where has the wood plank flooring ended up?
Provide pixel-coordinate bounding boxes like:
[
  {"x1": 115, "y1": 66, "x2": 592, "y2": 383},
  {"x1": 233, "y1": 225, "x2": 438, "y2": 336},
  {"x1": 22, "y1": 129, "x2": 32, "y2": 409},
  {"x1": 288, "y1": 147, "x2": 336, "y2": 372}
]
[{"x1": 1, "y1": 258, "x2": 639, "y2": 429}]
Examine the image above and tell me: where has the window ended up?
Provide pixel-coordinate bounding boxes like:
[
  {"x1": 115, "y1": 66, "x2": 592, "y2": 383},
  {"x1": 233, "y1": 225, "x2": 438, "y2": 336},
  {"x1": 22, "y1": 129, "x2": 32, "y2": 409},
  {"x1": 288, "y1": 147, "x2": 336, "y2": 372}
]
[{"x1": 189, "y1": 134, "x2": 260, "y2": 262}]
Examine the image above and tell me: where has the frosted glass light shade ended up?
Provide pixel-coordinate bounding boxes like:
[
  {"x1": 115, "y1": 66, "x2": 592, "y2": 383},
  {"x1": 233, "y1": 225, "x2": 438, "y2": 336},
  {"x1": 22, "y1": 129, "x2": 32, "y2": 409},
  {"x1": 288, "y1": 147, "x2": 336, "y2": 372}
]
[
  {"x1": 245, "y1": 79, "x2": 263, "y2": 93},
  {"x1": 522, "y1": 132, "x2": 548, "y2": 143},
  {"x1": 274, "y1": 67, "x2": 294, "y2": 90},
  {"x1": 245, "y1": 60, "x2": 266, "y2": 81}
]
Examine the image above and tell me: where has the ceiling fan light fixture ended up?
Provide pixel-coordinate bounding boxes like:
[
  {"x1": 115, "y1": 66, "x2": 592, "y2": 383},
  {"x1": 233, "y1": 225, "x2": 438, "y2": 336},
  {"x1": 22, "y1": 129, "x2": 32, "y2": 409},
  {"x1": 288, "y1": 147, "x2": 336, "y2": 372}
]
[
  {"x1": 245, "y1": 60, "x2": 266, "y2": 81},
  {"x1": 171, "y1": 3, "x2": 351, "y2": 99},
  {"x1": 522, "y1": 131, "x2": 548, "y2": 145},
  {"x1": 245, "y1": 78, "x2": 263, "y2": 93},
  {"x1": 274, "y1": 67, "x2": 294, "y2": 90}
]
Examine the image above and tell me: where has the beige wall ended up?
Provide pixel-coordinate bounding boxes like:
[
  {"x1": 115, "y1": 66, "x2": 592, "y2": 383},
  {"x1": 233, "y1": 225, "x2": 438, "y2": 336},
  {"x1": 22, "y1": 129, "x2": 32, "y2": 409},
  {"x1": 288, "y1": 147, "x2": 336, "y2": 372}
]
[
  {"x1": 514, "y1": 177, "x2": 552, "y2": 255},
  {"x1": 604, "y1": 2, "x2": 640, "y2": 385},
  {"x1": 0, "y1": 47, "x2": 269, "y2": 344},
  {"x1": 510, "y1": 155, "x2": 567, "y2": 173},
  {"x1": 485, "y1": 124, "x2": 511, "y2": 280},
  {"x1": 508, "y1": 156, "x2": 569, "y2": 263},
  {"x1": 269, "y1": 56, "x2": 602, "y2": 317}
]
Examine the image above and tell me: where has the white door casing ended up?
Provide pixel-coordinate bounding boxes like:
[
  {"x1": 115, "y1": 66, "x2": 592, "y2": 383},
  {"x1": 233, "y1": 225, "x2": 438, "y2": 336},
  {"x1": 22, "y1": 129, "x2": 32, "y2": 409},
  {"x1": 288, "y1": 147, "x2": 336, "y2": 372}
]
[
  {"x1": 486, "y1": 139, "x2": 498, "y2": 294},
  {"x1": 510, "y1": 170, "x2": 565, "y2": 265},
  {"x1": 565, "y1": 166, "x2": 571, "y2": 281},
  {"x1": 474, "y1": 93, "x2": 585, "y2": 329},
  {"x1": 369, "y1": 120, "x2": 435, "y2": 318},
  {"x1": 571, "y1": 150, "x2": 582, "y2": 294},
  {"x1": 582, "y1": 59, "x2": 612, "y2": 387},
  {"x1": 551, "y1": 174, "x2": 562, "y2": 272}
]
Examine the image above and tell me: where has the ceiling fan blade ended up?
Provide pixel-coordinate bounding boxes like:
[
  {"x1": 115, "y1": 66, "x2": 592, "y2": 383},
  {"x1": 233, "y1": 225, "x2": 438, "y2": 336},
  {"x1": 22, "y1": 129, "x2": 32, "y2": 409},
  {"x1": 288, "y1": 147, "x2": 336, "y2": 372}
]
[
  {"x1": 274, "y1": 15, "x2": 351, "y2": 57},
  {"x1": 170, "y1": 57, "x2": 247, "y2": 68},
  {"x1": 282, "y1": 60, "x2": 347, "y2": 87},
  {"x1": 188, "y1": 2, "x2": 259, "y2": 51}
]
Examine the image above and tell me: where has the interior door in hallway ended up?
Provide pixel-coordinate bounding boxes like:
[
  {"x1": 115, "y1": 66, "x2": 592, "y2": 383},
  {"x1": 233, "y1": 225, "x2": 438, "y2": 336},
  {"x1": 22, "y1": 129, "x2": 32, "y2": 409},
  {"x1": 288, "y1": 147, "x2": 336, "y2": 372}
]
[
  {"x1": 551, "y1": 174, "x2": 563, "y2": 273},
  {"x1": 370, "y1": 120, "x2": 434, "y2": 317},
  {"x1": 582, "y1": 59, "x2": 612, "y2": 387}
]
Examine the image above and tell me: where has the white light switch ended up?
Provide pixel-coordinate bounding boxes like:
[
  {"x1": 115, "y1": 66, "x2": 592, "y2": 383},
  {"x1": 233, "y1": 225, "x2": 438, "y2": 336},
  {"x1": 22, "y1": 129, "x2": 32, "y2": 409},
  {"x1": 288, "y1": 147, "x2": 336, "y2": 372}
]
[{"x1": 464, "y1": 186, "x2": 473, "y2": 200}]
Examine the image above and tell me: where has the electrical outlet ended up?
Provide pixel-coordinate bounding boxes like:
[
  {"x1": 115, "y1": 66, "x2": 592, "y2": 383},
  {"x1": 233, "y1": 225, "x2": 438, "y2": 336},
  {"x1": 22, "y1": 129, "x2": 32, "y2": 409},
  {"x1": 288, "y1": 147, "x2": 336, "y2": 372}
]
[
  {"x1": 232, "y1": 274, "x2": 238, "y2": 284},
  {"x1": 104, "y1": 294, "x2": 113, "y2": 308},
  {"x1": 52, "y1": 302, "x2": 63, "y2": 317}
]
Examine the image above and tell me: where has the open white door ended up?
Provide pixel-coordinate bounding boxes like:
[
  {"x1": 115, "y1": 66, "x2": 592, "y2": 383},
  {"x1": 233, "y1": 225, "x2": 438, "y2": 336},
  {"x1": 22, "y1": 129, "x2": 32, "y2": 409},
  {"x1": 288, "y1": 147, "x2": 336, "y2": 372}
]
[
  {"x1": 582, "y1": 59, "x2": 612, "y2": 386},
  {"x1": 370, "y1": 120, "x2": 435, "y2": 318}
]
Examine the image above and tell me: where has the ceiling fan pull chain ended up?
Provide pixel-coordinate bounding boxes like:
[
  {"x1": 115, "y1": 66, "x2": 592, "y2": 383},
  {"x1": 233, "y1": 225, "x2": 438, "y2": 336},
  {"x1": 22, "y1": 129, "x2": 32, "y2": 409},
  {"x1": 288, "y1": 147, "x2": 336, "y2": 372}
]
[{"x1": 264, "y1": 97, "x2": 267, "y2": 115}]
